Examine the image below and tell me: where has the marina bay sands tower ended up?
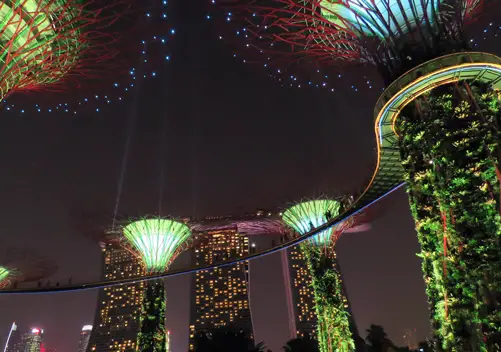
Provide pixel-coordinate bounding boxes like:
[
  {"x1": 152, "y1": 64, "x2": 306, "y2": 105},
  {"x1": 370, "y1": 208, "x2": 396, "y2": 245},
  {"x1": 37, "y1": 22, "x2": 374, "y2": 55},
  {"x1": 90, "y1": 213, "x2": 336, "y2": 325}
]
[
  {"x1": 86, "y1": 240, "x2": 144, "y2": 352},
  {"x1": 189, "y1": 226, "x2": 254, "y2": 350}
]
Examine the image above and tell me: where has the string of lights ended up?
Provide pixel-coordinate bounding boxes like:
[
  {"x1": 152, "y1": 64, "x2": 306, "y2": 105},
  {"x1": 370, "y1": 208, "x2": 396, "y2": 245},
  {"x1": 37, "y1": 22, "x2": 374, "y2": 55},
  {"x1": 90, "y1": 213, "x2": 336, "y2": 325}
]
[
  {"x1": 2, "y1": 0, "x2": 175, "y2": 115},
  {"x1": 208, "y1": 0, "x2": 501, "y2": 93}
]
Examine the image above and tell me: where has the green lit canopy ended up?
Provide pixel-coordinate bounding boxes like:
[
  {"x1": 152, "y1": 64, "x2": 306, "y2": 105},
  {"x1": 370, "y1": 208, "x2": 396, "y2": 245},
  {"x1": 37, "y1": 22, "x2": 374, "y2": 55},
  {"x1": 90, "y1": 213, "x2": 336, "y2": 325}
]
[
  {"x1": 0, "y1": 0, "x2": 81, "y2": 97},
  {"x1": 122, "y1": 218, "x2": 192, "y2": 273},
  {"x1": 282, "y1": 200, "x2": 341, "y2": 245},
  {"x1": 0, "y1": 266, "x2": 9, "y2": 282}
]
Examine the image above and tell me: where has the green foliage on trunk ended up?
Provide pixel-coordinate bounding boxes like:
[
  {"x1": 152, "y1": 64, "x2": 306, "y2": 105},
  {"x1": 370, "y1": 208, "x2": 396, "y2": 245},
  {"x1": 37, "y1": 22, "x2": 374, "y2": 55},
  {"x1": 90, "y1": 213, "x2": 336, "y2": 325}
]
[
  {"x1": 301, "y1": 243, "x2": 355, "y2": 352},
  {"x1": 398, "y1": 83, "x2": 501, "y2": 351},
  {"x1": 137, "y1": 281, "x2": 167, "y2": 352}
]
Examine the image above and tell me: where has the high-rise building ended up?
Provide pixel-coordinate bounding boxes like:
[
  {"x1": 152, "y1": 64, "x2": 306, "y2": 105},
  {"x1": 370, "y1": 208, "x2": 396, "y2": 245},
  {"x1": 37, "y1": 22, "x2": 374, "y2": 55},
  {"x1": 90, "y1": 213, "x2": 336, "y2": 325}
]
[
  {"x1": 189, "y1": 227, "x2": 254, "y2": 351},
  {"x1": 165, "y1": 331, "x2": 171, "y2": 352},
  {"x1": 4, "y1": 322, "x2": 25, "y2": 352},
  {"x1": 282, "y1": 245, "x2": 358, "y2": 340},
  {"x1": 78, "y1": 326, "x2": 92, "y2": 352},
  {"x1": 87, "y1": 241, "x2": 144, "y2": 352},
  {"x1": 282, "y1": 246, "x2": 317, "y2": 338},
  {"x1": 24, "y1": 329, "x2": 43, "y2": 352}
]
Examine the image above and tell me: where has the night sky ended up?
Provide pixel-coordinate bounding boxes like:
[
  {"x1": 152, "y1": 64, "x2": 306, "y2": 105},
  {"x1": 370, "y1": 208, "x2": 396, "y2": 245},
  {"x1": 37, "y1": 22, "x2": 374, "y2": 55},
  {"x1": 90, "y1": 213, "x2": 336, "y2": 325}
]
[{"x1": 1, "y1": 1, "x2": 500, "y2": 351}]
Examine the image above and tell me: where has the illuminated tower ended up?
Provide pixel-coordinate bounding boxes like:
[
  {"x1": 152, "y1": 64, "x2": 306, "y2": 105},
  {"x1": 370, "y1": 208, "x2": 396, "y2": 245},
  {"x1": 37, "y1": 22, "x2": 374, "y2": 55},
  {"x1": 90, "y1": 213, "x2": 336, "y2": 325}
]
[
  {"x1": 78, "y1": 326, "x2": 92, "y2": 352},
  {"x1": 121, "y1": 217, "x2": 192, "y2": 352},
  {"x1": 283, "y1": 199, "x2": 355, "y2": 352},
  {"x1": 87, "y1": 241, "x2": 144, "y2": 352},
  {"x1": 217, "y1": 1, "x2": 501, "y2": 349},
  {"x1": 24, "y1": 329, "x2": 43, "y2": 352},
  {"x1": 189, "y1": 227, "x2": 253, "y2": 351},
  {"x1": 282, "y1": 246, "x2": 318, "y2": 338},
  {"x1": 4, "y1": 323, "x2": 25, "y2": 352}
]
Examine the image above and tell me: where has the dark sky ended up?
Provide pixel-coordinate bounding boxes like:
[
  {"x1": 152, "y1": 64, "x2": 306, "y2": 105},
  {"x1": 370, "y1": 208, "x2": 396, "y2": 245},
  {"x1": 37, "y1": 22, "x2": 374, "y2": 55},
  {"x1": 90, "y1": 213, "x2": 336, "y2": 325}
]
[{"x1": 1, "y1": 1, "x2": 500, "y2": 351}]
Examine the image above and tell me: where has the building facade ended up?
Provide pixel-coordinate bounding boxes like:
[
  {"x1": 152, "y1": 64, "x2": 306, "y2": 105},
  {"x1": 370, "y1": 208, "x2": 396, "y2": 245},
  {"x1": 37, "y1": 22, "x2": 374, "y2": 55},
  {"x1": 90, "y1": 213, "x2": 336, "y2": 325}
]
[
  {"x1": 189, "y1": 227, "x2": 254, "y2": 350},
  {"x1": 282, "y1": 246, "x2": 317, "y2": 339},
  {"x1": 24, "y1": 329, "x2": 43, "y2": 352},
  {"x1": 282, "y1": 245, "x2": 358, "y2": 340},
  {"x1": 78, "y1": 325, "x2": 92, "y2": 352},
  {"x1": 86, "y1": 241, "x2": 144, "y2": 352}
]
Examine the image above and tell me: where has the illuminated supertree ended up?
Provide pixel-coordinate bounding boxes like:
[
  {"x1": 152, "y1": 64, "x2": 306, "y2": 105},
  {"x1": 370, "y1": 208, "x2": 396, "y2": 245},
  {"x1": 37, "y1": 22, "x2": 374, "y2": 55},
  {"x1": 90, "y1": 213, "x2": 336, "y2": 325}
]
[
  {"x1": 282, "y1": 199, "x2": 357, "y2": 352},
  {"x1": 121, "y1": 217, "x2": 192, "y2": 352},
  {"x1": 217, "y1": 1, "x2": 501, "y2": 349},
  {"x1": 0, "y1": 0, "x2": 174, "y2": 115},
  {"x1": 0, "y1": 248, "x2": 57, "y2": 289}
]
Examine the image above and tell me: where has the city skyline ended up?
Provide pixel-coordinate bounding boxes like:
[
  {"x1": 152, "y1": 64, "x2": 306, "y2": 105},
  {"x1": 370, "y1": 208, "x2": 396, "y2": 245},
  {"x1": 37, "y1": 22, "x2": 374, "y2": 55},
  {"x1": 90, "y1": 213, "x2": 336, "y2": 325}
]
[{"x1": 5, "y1": 0, "x2": 499, "y2": 350}]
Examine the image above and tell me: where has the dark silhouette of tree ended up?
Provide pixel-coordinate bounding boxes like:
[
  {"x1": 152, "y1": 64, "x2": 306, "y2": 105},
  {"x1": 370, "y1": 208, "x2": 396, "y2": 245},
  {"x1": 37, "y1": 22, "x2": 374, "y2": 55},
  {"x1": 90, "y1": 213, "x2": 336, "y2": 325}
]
[
  {"x1": 366, "y1": 325, "x2": 394, "y2": 352},
  {"x1": 193, "y1": 326, "x2": 265, "y2": 352},
  {"x1": 282, "y1": 336, "x2": 319, "y2": 352}
]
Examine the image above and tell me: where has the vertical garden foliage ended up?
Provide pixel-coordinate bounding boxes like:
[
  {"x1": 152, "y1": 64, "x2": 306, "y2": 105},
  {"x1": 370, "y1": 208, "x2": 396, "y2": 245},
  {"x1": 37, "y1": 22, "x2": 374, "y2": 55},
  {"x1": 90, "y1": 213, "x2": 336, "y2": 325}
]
[
  {"x1": 301, "y1": 243, "x2": 355, "y2": 352},
  {"x1": 137, "y1": 280, "x2": 167, "y2": 352},
  {"x1": 398, "y1": 84, "x2": 501, "y2": 351}
]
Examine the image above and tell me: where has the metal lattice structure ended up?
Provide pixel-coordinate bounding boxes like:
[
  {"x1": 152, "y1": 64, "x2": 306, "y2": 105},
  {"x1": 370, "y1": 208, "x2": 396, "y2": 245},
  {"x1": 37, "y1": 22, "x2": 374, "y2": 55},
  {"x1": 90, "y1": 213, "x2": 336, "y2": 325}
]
[
  {"x1": 122, "y1": 217, "x2": 192, "y2": 274},
  {"x1": 0, "y1": 248, "x2": 57, "y2": 288},
  {"x1": 0, "y1": 0, "x2": 122, "y2": 100},
  {"x1": 0, "y1": 0, "x2": 176, "y2": 115},
  {"x1": 217, "y1": 0, "x2": 486, "y2": 81}
]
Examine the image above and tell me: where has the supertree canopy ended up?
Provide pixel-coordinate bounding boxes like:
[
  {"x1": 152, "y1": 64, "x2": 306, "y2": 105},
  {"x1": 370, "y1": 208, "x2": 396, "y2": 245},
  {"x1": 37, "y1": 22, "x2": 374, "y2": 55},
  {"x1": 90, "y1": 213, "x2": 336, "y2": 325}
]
[
  {"x1": 0, "y1": 0, "x2": 174, "y2": 114},
  {"x1": 122, "y1": 218, "x2": 192, "y2": 273},
  {"x1": 0, "y1": 0, "x2": 84, "y2": 97},
  {"x1": 0, "y1": 248, "x2": 57, "y2": 289},
  {"x1": 122, "y1": 217, "x2": 192, "y2": 352},
  {"x1": 282, "y1": 199, "x2": 355, "y2": 352},
  {"x1": 0, "y1": 266, "x2": 9, "y2": 288},
  {"x1": 219, "y1": 1, "x2": 501, "y2": 350},
  {"x1": 282, "y1": 199, "x2": 341, "y2": 245},
  {"x1": 215, "y1": 0, "x2": 492, "y2": 86},
  {"x1": 319, "y1": 0, "x2": 443, "y2": 38}
]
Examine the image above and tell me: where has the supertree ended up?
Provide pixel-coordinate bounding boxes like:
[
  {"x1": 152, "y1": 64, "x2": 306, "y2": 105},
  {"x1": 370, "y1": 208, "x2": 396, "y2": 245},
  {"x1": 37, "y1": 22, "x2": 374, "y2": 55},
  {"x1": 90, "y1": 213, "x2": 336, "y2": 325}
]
[
  {"x1": 0, "y1": 0, "x2": 174, "y2": 115},
  {"x1": 121, "y1": 217, "x2": 192, "y2": 352},
  {"x1": 216, "y1": 1, "x2": 501, "y2": 350},
  {"x1": 0, "y1": 248, "x2": 57, "y2": 289},
  {"x1": 281, "y1": 198, "x2": 358, "y2": 352}
]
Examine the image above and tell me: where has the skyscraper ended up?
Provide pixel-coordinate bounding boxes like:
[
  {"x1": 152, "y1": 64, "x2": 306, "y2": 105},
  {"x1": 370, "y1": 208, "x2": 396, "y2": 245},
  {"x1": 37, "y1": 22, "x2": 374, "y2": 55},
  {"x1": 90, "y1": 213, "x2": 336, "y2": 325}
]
[
  {"x1": 24, "y1": 329, "x2": 43, "y2": 352},
  {"x1": 282, "y1": 245, "x2": 359, "y2": 340},
  {"x1": 78, "y1": 326, "x2": 92, "y2": 352},
  {"x1": 282, "y1": 246, "x2": 317, "y2": 339},
  {"x1": 189, "y1": 227, "x2": 254, "y2": 350},
  {"x1": 87, "y1": 241, "x2": 144, "y2": 352},
  {"x1": 4, "y1": 322, "x2": 24, "y2": 352}
]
